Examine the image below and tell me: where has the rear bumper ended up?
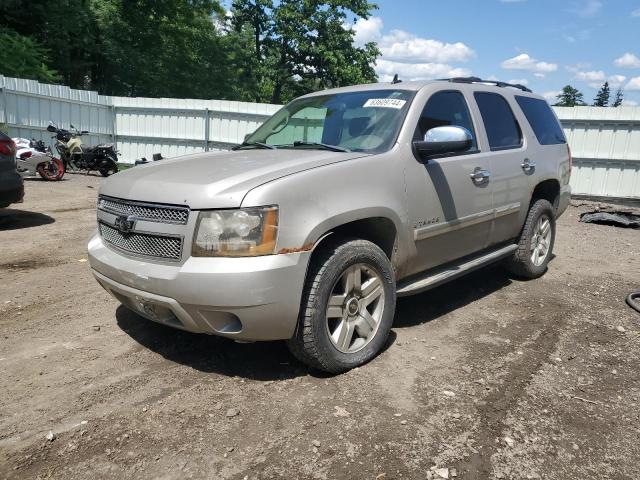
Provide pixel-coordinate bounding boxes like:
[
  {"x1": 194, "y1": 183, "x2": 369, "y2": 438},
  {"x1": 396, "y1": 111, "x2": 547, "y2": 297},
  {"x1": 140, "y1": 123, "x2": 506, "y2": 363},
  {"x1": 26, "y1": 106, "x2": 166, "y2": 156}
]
[
  {"x1": 0, "y1": 171, "x2": 24, "y2": 207},
  {"x1": 88, "y1": 232, "x2": 311, "y2": 341},
  {"x1": 557, "y1": 184, "x2": 571, "y2": 219}
]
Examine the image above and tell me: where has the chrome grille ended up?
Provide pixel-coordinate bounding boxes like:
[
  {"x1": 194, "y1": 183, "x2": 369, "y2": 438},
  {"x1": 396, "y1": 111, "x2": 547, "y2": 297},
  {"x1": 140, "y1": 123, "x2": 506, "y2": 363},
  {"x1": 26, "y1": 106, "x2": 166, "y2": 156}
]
[
  {"x1": 98, "y1": 196, "x2": 189, "y2": 224},
  {"x1": 99, "y1": 223, "x2": 183, "y2": 260}
]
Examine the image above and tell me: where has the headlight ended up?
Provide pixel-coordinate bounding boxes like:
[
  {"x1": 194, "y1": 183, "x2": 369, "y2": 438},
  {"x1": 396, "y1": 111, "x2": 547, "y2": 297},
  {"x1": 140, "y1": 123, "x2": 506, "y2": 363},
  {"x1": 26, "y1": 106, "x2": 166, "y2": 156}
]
[{"x1": 192, "y1": 206, "x2": 278, "y2": 257}]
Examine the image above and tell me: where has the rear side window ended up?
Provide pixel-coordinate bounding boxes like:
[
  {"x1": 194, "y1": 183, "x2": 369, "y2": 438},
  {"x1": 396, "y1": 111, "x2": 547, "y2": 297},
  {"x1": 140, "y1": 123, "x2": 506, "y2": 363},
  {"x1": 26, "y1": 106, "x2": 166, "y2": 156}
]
[
  {"x1": 515, "y1": 96, "x2": 566, "y2": 145},
  {"x1": 474, "y1": 92, "x2": 522, "y2": 151}
]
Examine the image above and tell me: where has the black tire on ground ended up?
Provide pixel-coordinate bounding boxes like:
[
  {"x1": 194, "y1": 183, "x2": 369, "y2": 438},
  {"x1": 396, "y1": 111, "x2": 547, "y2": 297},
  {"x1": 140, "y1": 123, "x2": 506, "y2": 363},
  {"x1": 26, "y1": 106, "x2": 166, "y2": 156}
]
[
  {"x1": 99, "y1": 156, "x2": 119, "y2": 177},
  {"x1": 287, "y1": 238, "x2": 396, "y2": 374},
  {"x1": 505, "y1": 198, "x2": 556, "y2": 279}
]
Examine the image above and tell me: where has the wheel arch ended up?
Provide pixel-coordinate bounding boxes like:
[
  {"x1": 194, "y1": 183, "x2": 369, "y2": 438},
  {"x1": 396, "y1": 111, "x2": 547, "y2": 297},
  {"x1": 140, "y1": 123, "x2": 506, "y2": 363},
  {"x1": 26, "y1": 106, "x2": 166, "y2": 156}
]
[{"x1": 531, "y1": 178, "x2": 561, "y2": 210}]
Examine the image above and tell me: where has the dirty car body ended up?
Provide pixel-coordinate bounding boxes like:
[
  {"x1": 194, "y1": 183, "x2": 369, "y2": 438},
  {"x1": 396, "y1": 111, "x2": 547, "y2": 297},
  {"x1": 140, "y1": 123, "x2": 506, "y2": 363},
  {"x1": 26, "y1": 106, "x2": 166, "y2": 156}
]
[{"x1": 88, "y1": 79, "x2": 571, "y2": 372}]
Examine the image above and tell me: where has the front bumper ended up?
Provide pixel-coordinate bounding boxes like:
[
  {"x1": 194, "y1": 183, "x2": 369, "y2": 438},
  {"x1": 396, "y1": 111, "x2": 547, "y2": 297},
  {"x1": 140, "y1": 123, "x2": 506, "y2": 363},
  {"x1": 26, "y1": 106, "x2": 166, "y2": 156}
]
[{"x1": 88, "y1": 232, "x2": 311, "y2": 341}]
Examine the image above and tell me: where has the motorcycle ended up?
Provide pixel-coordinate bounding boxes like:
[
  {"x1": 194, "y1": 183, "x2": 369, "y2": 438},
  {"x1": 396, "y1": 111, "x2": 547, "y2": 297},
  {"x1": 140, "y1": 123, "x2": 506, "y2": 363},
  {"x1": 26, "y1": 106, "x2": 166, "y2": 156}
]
[
  {"x1": 13, "y1": 138, "x2": 65, "y2": 181},
  {"x1": 46, "y1": 122, "x2": 119, "y2": 177}
]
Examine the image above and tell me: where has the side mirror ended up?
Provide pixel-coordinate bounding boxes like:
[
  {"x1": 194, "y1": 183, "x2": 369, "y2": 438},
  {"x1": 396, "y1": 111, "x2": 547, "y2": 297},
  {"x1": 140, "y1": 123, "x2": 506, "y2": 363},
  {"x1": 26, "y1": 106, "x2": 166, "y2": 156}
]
[
  {"x1": 413, "y1": 126, "x2": 473, "y2": 159},
  {"x1": 46, "y1": 125, "x2": 56, "y2": 133},
  {"x1": 70, "y1": 124, "x2": 75, "y2": 129}
]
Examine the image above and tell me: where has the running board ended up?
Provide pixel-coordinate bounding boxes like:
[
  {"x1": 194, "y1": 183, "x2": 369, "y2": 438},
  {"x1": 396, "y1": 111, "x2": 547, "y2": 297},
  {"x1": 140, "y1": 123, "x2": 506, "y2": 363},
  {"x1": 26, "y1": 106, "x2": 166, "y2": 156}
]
[{"x1": 396, "y1": 244, "x2": 518, "y2": 297}]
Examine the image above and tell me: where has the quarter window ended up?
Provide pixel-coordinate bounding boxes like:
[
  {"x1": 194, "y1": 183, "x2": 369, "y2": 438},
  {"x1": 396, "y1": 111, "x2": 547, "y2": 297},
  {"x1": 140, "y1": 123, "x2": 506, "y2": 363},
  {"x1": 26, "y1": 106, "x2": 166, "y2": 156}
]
[
  {"x1": 515, "y1": 96, "x2": 566, "y2": 145},
  {"x1": 415, "y1": 90, "x2": 477, "y2": 152},
  {"x1": 474, "y1": 92, "x2": 522, "y2": 151}
]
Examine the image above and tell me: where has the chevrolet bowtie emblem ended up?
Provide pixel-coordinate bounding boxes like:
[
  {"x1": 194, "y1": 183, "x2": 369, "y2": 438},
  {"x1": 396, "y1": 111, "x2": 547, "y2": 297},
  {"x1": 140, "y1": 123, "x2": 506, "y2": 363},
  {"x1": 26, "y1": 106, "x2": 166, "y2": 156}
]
[{"x1": 114, "y1": 215, "x2": 136, "y2": 234}]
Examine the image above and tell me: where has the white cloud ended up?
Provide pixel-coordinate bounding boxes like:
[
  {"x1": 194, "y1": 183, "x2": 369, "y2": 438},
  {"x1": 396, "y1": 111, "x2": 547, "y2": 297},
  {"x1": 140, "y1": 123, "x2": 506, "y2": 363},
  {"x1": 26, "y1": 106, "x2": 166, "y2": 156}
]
[
  {"x1": 570, "y1": 0, "x2": 602, "y2": 17},
  {"x1": 501, "y1": 54, "x2": 557, "y2": 73},
  {"x1": 626, "y1": 77, "x2": 640, "y2": 91},
  {"x1": 543, "y1": 91, "x2": 561, "y2": 104},
  {"x1": 375, "y1": 59, "x2": 470, "y2": 82},
  {"x1": 575, "y1": 71, "x2": 627, "y2": 88},
  {"x1": 352, "y1": 16, "x2": 383, "y2": 46},
  {"x1": 608, "y1": 75, "x2": 627, "y2": 88},
  {"x1": 622, "y1": 99, "x2": 638, "y2": 106},
  {"x1": 534, "y1": 72, "x2": 546, "y2": 78},
  {"x1": 507, "y1": 78, "x2": 529, "y2": 85},
  {"x1": 614, "y1": 52, "x2": 640, "y2": 68},
  {"x1": 632, "y1": 7, "x2": 640, "y2": 17},
  {"x1": 378, "y1": 30, "x2": 475, "y2": 64},
  {"x1": 575, "y1": 70, "x2": 605, "y2": 82}
]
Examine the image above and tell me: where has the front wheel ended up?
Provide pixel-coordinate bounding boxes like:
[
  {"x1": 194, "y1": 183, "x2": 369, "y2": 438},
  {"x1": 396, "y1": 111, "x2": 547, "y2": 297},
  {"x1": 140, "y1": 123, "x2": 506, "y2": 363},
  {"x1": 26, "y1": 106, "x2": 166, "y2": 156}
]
[
  {"x1": 287, "y1": 238, "x2": 396, "y2": 373},
  {"x1": 505, "y1": 199, "x2": 556, "y2": 279}
]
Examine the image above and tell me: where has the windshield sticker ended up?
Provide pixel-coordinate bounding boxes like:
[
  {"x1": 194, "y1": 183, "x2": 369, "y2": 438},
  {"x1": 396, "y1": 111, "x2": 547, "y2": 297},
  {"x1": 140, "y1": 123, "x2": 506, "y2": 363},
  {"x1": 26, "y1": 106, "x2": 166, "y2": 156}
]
[{"x1": 363, "y1": 98, "x2": 407, "y2": 109}]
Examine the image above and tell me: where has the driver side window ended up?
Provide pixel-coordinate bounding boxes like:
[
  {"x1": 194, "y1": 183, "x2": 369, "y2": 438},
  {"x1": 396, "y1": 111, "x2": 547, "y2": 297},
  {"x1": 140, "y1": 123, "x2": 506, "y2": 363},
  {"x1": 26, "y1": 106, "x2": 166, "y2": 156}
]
[{"x1": 415, "y1": 90, "x2": 477, "y2": 152}]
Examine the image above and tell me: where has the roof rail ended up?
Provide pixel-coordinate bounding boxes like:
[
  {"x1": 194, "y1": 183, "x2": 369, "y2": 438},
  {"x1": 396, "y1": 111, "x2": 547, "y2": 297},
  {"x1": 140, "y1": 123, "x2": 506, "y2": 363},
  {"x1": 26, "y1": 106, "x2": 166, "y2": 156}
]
[{"x1": 443, "y1": 76, "x2": 533, "y2": 93}]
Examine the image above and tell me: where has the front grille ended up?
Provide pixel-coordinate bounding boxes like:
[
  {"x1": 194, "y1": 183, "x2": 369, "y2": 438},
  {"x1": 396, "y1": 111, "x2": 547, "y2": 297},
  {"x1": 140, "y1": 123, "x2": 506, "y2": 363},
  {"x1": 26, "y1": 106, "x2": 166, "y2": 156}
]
[
  {"x1": 98, "y1": 196, "x2": 189, "y2": 224},
  {"x1": 99, "y1": 223, "x2": 183, "y2": 260}
]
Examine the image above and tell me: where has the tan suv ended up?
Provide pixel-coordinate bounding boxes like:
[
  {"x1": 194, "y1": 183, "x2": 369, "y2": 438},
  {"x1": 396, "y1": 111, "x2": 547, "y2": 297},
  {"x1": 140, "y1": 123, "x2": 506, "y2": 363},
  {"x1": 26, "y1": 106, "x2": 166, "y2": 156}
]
[{"x1": 88, "y1": 77, "x2": 571, "y2": 373}]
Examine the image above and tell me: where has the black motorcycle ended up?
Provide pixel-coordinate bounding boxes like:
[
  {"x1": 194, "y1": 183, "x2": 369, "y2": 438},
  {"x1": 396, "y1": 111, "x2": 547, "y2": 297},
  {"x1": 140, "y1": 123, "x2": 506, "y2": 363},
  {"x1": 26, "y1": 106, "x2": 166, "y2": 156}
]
[{"x1": 46, "y1": 122, "x2": 119, "y2": 177}]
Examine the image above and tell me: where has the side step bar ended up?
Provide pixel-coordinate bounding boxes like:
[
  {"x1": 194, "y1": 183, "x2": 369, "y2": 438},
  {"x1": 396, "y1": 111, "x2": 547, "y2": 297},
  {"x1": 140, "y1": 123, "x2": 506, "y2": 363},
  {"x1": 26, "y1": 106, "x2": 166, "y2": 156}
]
[{"x1": 396, "y1": 244, "x2": 518, "y2": 297}]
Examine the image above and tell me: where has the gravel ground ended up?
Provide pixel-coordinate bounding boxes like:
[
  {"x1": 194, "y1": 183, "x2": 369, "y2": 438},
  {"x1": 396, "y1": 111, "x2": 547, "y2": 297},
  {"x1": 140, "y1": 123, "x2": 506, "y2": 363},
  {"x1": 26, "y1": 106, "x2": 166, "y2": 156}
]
[{"x1": 1, "y1": 174, "x2": 639, "y2": 480}]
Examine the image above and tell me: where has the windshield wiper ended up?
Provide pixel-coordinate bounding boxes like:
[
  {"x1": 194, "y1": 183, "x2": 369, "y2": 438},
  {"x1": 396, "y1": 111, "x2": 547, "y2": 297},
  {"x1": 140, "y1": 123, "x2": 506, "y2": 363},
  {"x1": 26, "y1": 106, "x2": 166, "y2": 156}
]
[
  {"x1": 291, "y1": 141, "x2": 350, "y2": 153},
  {"x1": 232, "y1": 141, "x2": 276, "y2": 150}
]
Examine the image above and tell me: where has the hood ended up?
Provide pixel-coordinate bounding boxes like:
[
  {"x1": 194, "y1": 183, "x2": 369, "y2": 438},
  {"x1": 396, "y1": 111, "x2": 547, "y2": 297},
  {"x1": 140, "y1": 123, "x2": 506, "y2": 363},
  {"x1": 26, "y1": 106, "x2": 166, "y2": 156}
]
[{"x1": 99, "y1": 148, "x2": 367, "y2": 209}]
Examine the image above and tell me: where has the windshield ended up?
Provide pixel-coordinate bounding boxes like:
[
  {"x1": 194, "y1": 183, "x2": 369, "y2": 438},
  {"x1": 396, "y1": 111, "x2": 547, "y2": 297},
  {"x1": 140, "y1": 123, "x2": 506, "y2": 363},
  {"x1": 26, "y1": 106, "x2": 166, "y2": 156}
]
[{"x1": 243, "y1": 89, "x2": 415, "y2": 153}]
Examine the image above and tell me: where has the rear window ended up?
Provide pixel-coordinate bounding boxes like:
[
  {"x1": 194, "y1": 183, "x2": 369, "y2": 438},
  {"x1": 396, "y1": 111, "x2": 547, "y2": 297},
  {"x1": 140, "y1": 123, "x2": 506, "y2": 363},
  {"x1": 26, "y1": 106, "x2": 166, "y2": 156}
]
[
  {"x1": 474, "y1": 92, "x2": 522, "y2": 151},
  {"x1": 515, "y1": 96, "x2": 566, "y2": 145}
]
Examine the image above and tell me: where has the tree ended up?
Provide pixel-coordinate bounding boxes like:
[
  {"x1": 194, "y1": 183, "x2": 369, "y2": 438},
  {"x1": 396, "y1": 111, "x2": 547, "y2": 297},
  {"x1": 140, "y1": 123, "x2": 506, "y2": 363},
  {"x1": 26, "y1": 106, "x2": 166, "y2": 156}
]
[
  {"x1": 593, "y1": 81, "x2": 610, "y2": 107},
  {"x1": 0, "y1": 0, "x2": 96, "y2": 88},
  {"x1": 90, "y1": 0, "x2": 231, "y2": 98},
  {"x1": 555, "y1": 85, "x2": 587, "y2": 107},
  {"x1": 230, "y1": 0, "x2": 380, "y2": 104},
  {"x1": 0, "y1": 28, "x2": 60, "y2": 83},
  {"x1": 612, "y1": 88, "x2": 624, "y2": 107}
]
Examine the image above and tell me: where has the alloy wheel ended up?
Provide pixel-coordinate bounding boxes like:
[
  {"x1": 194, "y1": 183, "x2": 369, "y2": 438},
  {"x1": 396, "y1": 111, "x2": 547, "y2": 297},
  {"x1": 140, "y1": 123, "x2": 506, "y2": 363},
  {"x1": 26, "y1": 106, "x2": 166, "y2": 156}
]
[{"x1": 325, "y1": 263, "x2": 385, "y2": 353}]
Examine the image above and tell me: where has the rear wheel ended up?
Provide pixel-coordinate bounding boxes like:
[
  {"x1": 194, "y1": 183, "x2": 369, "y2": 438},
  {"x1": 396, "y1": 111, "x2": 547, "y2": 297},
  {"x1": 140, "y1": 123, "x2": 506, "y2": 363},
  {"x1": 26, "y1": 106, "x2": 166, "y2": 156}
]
[
  {"x1": 287, "y1": 238, "x2": 396, "y2": 373},
  {"x1": 505, "y1": 199, "x2": 556, "y2": 279},
  {"x1": 99, "y1": 155, "x2": 119, "y2": 177},
  {"x1": 37, "y1": 158, "x2": 64, "y2": 181}
]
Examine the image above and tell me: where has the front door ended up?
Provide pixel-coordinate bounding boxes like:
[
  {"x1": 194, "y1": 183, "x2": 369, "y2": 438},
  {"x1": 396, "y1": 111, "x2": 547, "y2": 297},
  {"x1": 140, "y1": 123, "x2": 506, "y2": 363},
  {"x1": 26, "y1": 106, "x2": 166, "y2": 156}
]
[{"x1": 404, "y1": 89, "x2": 494, "y2": 276}]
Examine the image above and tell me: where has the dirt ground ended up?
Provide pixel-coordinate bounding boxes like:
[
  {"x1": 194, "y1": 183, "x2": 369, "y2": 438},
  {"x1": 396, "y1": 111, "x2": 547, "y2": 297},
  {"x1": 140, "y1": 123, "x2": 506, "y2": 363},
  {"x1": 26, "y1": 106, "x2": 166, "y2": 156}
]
[{"x1": 1, "y1": 174, "x2": 639, "y2": 480}]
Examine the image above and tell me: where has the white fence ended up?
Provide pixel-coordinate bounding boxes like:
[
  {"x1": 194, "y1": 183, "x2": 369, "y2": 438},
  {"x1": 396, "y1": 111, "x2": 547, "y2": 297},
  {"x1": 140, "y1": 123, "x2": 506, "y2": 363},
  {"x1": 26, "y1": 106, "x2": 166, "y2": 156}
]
[{"x1": 1, "y1": 75, "x2": 639, "y2": 201}]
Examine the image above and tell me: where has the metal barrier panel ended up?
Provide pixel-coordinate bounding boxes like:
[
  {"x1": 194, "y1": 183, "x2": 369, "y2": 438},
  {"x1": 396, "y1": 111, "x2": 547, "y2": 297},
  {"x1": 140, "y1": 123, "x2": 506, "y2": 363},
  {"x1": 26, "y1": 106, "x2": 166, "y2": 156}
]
[{"x1": 1, "y1": 75, "x2": 639, "y2": 200}]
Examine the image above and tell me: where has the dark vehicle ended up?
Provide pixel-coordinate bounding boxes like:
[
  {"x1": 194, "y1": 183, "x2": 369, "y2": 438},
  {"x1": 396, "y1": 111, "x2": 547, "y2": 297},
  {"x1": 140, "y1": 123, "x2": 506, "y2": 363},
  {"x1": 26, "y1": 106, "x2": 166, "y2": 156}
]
[
  {"x1": 0, "y1": 131, "x2": 24, "y2": 208},
  {"x1": 47, "y1": 122, "x2": 119, "y2": 177}
]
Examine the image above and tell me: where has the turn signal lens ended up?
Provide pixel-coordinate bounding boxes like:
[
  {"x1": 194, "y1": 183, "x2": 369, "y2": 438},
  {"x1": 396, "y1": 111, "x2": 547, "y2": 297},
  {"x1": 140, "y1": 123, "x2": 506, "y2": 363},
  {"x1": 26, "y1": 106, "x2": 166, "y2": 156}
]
[{"x1": 192, "y1": 206, "x2": 278, "y2": 257}]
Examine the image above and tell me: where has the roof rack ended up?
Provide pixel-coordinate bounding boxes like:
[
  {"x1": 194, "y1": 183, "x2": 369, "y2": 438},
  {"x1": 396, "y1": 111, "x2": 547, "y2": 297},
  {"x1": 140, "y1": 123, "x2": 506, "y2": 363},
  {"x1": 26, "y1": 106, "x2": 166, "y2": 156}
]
[{"x1": 442, "y1": 76, "x2": 533, "y2": 93}]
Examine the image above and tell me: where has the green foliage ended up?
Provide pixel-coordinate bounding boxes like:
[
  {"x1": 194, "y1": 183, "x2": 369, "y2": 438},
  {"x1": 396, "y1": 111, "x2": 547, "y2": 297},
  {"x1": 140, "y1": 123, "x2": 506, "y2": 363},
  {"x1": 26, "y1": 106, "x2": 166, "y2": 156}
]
[
  {"x1": 230, "y1": 0, "x2": 380, "y2": 103},
  {"x1": 612, "y1": 88, "x2": 624, "y2": 108},
  {"x1": 592, "y1": 81, "x2": 610, "y2": 107},
  {"x1": 0, "y1": 27, "x2": 60, "y2": 83},
  {"x1": 0, "y1": 0, "x2": 379, "y2": 102},
  {"x1": 555, "y1": 85, "x2": 587, "y2": 107}
]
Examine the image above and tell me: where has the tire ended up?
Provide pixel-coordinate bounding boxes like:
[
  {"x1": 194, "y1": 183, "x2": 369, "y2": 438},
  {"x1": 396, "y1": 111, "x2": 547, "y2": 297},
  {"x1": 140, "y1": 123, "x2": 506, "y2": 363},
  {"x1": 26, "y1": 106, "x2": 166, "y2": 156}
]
[
  {"x1": 505, "y1": 199, "x2": 556, "y2": 279},
  {"x1": 287, "y1": 238, "x2": 396, "y2": 374},
  {"x1": 99, "y1": 155, "x2": 119, "y2": 177},
  {"x1": 36, "y1": 158, "x2": 64, "y2": 181}
]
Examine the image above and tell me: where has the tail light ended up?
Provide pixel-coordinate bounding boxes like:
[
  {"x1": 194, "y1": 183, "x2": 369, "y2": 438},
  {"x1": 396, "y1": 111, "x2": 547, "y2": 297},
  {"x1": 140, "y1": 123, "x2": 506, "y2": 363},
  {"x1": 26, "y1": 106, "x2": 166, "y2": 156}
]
[
  {"x1": 20, "y1": 151, "x2": 33, "y2": 159},
  {"x1": 567, "y1": 144, "x2": 572, "y2": 176},
  {"x1": 0, "y1": 138, "x2": 16, "y2": 157}
]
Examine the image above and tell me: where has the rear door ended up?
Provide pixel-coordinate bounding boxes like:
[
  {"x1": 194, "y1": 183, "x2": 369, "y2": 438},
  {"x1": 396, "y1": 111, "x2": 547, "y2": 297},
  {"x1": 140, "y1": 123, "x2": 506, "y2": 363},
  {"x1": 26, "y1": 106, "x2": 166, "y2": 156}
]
[
  {"x1": 404, "y1": 89, "x2": 494, "y2": 275},
  {"x1": 472, "y1": 91, "x2": 530, "y2": 245}
]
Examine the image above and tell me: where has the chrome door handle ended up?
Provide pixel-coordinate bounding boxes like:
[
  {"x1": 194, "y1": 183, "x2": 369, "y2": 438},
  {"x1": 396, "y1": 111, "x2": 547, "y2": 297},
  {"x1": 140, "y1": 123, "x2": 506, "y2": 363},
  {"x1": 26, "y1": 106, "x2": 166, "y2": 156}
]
[
  {"x1": 521, "y1": 159, "x2": 536, "y2": 172},
  {"x1": 470, "y1": 168, "x2": 491, "y2": 182}
]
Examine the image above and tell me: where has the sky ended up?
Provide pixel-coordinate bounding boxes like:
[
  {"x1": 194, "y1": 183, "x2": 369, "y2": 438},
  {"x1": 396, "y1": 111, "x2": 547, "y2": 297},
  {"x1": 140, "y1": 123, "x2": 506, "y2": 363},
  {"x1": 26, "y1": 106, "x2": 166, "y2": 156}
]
[{"x1": 350, "y1": 0, "x2": 640, "y2": 105}]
